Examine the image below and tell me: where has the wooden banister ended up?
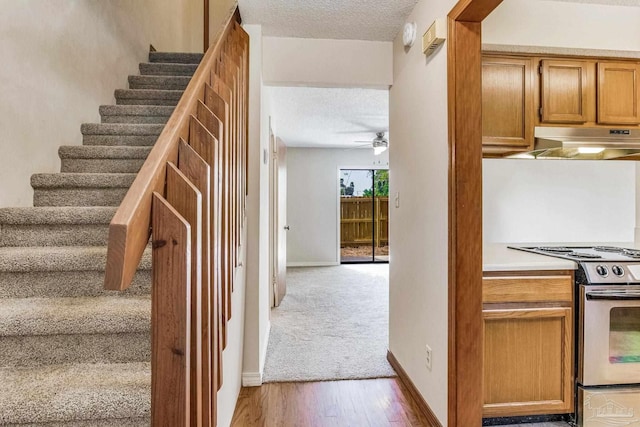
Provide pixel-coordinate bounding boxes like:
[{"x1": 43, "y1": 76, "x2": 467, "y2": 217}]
[
  {"x1": 104, "y1": 10, "x2": 240, "y2": 292},
  {"x1": 105, "y1": 6, "x2": 248, "y2": 427}
]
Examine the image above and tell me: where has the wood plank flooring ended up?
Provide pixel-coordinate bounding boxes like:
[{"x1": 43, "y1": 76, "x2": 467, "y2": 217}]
[{"x1": 230, "y1": 378, "x2": 437, "y2": 426}]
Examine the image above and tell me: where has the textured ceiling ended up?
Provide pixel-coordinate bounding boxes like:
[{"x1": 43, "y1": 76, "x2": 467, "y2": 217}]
[
  {"x1": 270, "y1": 87, "x2": 389, "y2": 148},
  {"x1": 238, "y1": 0, "x2": 418, "y2": 41}
]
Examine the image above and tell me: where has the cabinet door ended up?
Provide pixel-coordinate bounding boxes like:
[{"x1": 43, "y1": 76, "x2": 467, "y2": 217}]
[
  {"x1": 482, "y1": 57, "x2": 534, "y2": 151},
  {"x1": 541, "y1": 60, "x2": 590, "y2": 123},
  {"x1": 597, "y1": 62, "x2": 640, "y2": 125},
  {"x1": 483, "y1": 307, "x2": 573, "y2": 417}
]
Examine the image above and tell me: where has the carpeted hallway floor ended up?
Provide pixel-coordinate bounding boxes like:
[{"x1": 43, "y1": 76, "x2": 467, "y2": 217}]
[{"x1": 262, "y1": 264, "x2": 396, "y2": 383}]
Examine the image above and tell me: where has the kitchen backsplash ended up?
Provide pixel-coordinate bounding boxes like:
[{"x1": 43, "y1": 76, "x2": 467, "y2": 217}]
[{"x1": 483, "y1": 159, "x2": 637, "y2": 243}]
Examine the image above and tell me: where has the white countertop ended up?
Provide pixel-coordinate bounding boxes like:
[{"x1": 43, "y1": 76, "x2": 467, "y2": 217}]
[{"x1": 483, "y1": 243, "x2": 640, "y2": 272}]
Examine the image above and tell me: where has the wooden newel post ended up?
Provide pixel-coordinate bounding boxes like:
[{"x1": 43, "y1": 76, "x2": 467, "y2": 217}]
[{"x1": 151, "y1": 193, "x2": 192, "y2": 427}]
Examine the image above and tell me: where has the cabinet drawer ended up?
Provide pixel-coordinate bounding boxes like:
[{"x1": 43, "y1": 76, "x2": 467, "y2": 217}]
[{"x1": 483, "y1": 275, "x2": 573, "y2": 303}]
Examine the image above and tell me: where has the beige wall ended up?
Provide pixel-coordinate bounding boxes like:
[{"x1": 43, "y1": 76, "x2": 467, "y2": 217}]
[
  {"x1": 262, "y1": 37, "x2": 393, "y2": 88},
  {"x1": 0, "y1": 0, "x2": 203, "y2": 208},
  {"x1": 389, "y1": 0, "x2": 454, "y2": 423},
  {"x1": 286, "y1": 147, "x2": 389, "y2": 266},
  {"x1": 484, "y1": 0, "x2": 640, "y2": 51},
  {"x1": 241, "y1": 24, "x2": 273, "y2": 387},
  {"x1": 211, "y1": 0, "x2": 238, "y2": 43}
]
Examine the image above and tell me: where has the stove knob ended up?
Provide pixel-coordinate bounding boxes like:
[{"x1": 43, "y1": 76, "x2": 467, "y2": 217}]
[
  {"x1": 596, "y1": 265, "x2": 609, "y2": 277},
  {"x1": 612, "y1": 265, "x2": 625, "y2": 277}
]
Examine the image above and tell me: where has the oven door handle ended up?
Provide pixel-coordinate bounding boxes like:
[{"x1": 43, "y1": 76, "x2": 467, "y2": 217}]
[{"x1": 586, "y1": 291, "x2": 640, "y2": 301}]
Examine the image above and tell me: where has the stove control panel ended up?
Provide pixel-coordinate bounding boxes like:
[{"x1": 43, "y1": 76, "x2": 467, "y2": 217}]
[{"x1": 583, "y1": 263, "x2": 640, "y2": 284}]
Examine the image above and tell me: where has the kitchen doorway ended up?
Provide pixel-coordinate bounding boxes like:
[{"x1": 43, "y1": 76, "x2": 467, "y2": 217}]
[{"x1": 339, "y1": 169, "x2": 389, "y2": 264}]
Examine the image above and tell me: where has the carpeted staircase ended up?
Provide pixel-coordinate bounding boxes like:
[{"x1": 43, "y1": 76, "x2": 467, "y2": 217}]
[{"x1": 0, "y1": 51, "x2": 202, "y2": 426}]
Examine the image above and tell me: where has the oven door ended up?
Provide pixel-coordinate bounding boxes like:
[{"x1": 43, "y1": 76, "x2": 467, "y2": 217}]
[{"x1": 580, "y1": 286, "x2": 640, "y2": 386}]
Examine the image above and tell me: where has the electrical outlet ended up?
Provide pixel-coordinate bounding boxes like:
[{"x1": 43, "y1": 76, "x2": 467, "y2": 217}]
[{"x1": 425, "y1": 345, "x2": 433, "y2": 370}]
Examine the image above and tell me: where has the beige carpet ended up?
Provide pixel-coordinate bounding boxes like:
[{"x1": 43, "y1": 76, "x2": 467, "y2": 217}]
[{"x1": 262, "y1": 264, "x2": 396, "y2": 383}]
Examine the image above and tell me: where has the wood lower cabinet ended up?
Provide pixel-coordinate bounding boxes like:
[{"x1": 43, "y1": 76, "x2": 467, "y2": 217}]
[
  {"x1": 597, "y1": 61, "x2": 640, "y2": 125},
  {"x1": 482, "y1": 273, "x2": 574, "y2": 418},
  {"x1": 482, "y1": 56, "x2": 534, "y2": 155}
]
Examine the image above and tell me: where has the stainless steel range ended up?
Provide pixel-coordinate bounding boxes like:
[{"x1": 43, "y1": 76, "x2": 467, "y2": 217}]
[{"x1": 510, "y1": 246, "x2": 640, "y2": 427}]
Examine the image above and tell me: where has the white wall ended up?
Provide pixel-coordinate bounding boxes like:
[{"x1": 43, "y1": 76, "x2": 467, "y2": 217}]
[
  {"x1": 241, "y1": 24, "x2": 272, "y2": 388},
  {"x1": 389, "y1": 0, "x2": 454, "y2": 423},
  {"x1": 286, "y1": 147, "x2": 389, "y2": 266},
  {"x1": 262, "y1": 37, "x2": 393, "y2": 88},
  {"x1": 484, "y1": 0, "x2": 640, "y2": 52},
  {"x1": 0, "y1": 0, "x2": 204, "y2": 208},
  {"x1": 217, "y1": 232, "x2": 247, "y2": 427},
  {"x1": 483, "y1": 160, "x2": 636, "y2": 243},
  {"x1": 482, "y1": 0, "x2": 640, "y2": 245}
]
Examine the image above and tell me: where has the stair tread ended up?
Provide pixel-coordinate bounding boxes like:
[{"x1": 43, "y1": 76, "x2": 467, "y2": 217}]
[
  {"x1": 99, "y1": 105, "x2": 174, "y2": 116},
  {"x1": 149, "y1": 51, "x2": 203, "y2": 64},
  {"x1": 0, "y1": 362, "x2": 150, "y2": 424},
  {"x1": 0, "y1": 206, "x2": 116, "y2": 225},
  {"x1": 81, "y1": 123, "x2": 165, "y2": 136},
  {"x1": 0, "y1": 296, "x2": 150, "y2": 336},
  {"x1": 0, "y1": 245, "x2": 151, "y2": 272},
  {"x1": 31, "y1": 173, "x2": 137, "y2": 188},
  {"x1": 128, "y1": 75, "x2": 190, "y2": 90},
  {"x1": 139, "y1": 62, "x2": 198, "y2": 76},
  {"x1": 59, "y1": 146, "x2": 152, "y2": 160},
  {"x1": 114, "y1": 88, "x2": 183, "y2": 97}
]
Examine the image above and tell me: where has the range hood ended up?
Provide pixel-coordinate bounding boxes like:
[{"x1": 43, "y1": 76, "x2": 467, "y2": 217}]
[{"x1": 508, "y1": 127, "x2": 640, "y2": 160}]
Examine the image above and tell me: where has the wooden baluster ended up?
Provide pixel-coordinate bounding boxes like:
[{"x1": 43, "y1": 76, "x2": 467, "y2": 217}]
[
  {"x1": 177, "y1": 142, "x2": 215, "y2": 427},
  {"x1": 151, "y1": 193, "x2": 191, "y2": 427},
  {"x1": 226, "y1": 50, "x2": 242, "y2": 264},
  {"x1": 216, "y1": 63, "x2": 236, "y2": 277},
  {"x1": 186, "y1": 116, "x2": 225, "y2": 390},
  {"x1": 194, "y1": 101, "x2": 225, "y2": 391},
  {"x1": 205, "y1": 81, "x2": 233, "y2": 325},
  {"x1": 234, "y1": 23, "x2": 250, "y2": 209},
  {"x1": 166, "y1": 163, "x2": 203, "y2": 427}
]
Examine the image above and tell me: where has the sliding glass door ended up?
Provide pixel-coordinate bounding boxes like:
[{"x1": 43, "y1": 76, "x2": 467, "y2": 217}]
[{"x1": 340, "y1": 169, "x2": 389, "y2": 264}]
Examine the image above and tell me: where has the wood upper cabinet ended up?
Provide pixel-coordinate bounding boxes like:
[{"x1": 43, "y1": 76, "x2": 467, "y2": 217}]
[
  {"x1": 597, "y1": 61, "x2": 640, "y2": 125},
  {"x1": 482, "y1": 274, "x2": 574, "y2": 418},
  {"x1": 540, "y1": 59, "x2": 590, "y2": 123},
  {"x1": 482, "y1": 56, "x2": 534, "y2": 154}
]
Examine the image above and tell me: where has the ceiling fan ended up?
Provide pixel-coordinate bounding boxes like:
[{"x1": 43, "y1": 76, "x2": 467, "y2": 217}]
[{"x1": 353, "y1": 131, "x2": 389, "y2": 155}]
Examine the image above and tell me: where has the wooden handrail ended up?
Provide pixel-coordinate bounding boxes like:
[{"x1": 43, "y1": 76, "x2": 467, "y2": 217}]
[{"x1": 104, "y1": 10, "x2": 240, "y2": 292}]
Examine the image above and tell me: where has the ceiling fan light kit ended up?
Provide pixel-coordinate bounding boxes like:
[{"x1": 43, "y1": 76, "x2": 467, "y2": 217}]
[{"x1": 372, "y1": 132, "x2": 388, "y2": 155}]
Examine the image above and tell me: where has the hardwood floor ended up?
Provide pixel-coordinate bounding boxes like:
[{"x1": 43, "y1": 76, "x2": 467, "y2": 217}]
[{"x1": 230, "y1": 378, "x2": 437, "y2": 426}]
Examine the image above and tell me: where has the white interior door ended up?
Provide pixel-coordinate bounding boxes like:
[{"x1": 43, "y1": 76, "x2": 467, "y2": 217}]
[{"x1": 270, "y1": 130, "x2": 288, "y2": 307}]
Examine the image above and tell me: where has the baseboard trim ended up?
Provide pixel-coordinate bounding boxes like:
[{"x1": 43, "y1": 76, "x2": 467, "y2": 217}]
[
  {"x1": 286, "y1": 261, "x2": 340, "y2": 267},
  {"x1": 387, "y1": 350, "x2": 443, "y2": 427},
  {"x1": 242, "y1": 371, "x2": 263, "y2": 387}
]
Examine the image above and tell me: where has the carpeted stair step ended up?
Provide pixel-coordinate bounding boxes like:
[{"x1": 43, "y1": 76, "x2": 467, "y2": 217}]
[
  {"x1": 32, "y1": 173, "x2": 137, "y2": 207},
  {"x1": 149, "y1": 51, "x2": 203, "y2": 64},
  {"x1": 99, "y1": 105, "x2": 174, "y2": 125},
  {"x1": 0, "y1": 362, "x2": 150, "y2": 425},
  {"x1": 0, "y1": 207, "x2": 115, "y2": 247},
  {"x1": 60, "y1": 146, "x2": 152, "y2": 173},
  {"x1": 0, "y1": 296, "x2": 150, "y2": 367},
  {"x1": 128, "y1": 75, "x2": 190, "y2": 91},
  {"x1": 115, "y1": 89, "x2": 183, "y2": 107},
  {"x1": 0, "y1": 246, "x2": 151, "y2": 299},
  {"x1": 139, "y1": 62, "x2": 198, "y2": 76},
  {"x1": 82, "y1": 123, "x2": 164, "y2": 146}
]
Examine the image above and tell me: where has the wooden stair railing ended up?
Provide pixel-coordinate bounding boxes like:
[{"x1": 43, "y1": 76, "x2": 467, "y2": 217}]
[{"x1": 104, "y1": 8, "x2": 249, "y2": 427}]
